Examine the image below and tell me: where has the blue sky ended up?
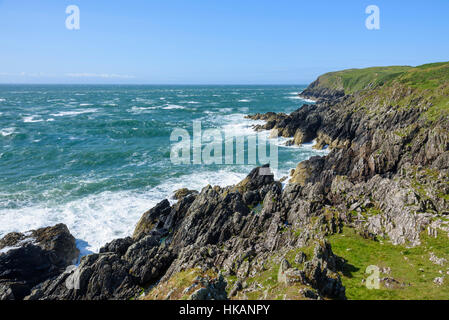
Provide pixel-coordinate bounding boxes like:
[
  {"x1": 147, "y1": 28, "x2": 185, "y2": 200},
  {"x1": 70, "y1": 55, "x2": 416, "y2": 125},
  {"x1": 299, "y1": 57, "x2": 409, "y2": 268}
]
[{"x1": 0, "y1": 0, "x2": 448, "y2": 84}]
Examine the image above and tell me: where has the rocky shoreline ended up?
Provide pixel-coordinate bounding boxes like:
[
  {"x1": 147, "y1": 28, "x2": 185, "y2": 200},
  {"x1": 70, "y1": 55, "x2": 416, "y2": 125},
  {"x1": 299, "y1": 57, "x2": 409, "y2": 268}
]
[{"x1": 1, "y1": 63, "x2": 448, "y2": 300}]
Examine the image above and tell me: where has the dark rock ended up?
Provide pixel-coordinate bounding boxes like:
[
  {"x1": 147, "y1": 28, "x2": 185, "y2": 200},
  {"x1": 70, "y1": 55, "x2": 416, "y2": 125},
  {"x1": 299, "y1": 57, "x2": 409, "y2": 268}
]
[
  {"x1": 0, "y1": 224, "x2": 79, "y2": 300},
  {"x1": 172, "y1": 188, "x2": 199, "y2": 200},
  {"x1": 99, "y1": 237, "x2": 134, "y2": 256},
  {"x1": 189, "y1": 274, "x2": 227, "y2": 300},
  {"x1": 25, "y1": 253, "x2": 140, "y2": 300},
  {"x1": 133, "y1": 199, "x2": 172, "y2": 240}
]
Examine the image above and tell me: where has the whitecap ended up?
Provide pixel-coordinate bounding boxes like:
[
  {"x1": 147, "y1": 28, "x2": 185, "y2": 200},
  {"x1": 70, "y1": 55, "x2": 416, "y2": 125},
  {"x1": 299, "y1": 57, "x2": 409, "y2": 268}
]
[
  {"x1": 163, "y1": 104, "x2": 185, "y2": 110},
  {"x1": 238, "y1": 99, "x2": 251, "y2": 102},
  {"x1": 0, "y1": 127, "x2": 16, "y2": 137},
  {"x1": 23, "y1": 115, "x2": 44, "y2": 123},
  {"x1": 50, "y1": 108, "x2": 98, "y2": 117},
  {"x1": 128, "y1": 106, "x2": 157, "y2": 114}
]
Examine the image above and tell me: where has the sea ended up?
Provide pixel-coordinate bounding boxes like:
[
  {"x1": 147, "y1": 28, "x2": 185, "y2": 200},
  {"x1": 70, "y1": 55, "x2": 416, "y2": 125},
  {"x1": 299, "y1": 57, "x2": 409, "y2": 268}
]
[{"x1": 0, "y1": 85, "x2": 327, "y2": 254}]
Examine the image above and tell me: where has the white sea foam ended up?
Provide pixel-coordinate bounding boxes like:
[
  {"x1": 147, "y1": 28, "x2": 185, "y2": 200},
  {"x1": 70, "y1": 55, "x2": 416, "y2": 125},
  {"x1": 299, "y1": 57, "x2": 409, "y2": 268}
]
[
  {"x1": 0, "y1": 98, "x2": 6, "y2": 102},
  {"x1": 301, "y1": 98, "x2": 316, "y2": 103},
  {"x1": 80, "y1": 103, "x2": 93, "y2": 106},
  {"x1": 128, "y1": 106, "x2": 157, "y2": 114},
  {"x1": 23, "y1": 115, "x2": 44, "y2": 123},
  {"x1": 163, "y1": 104, "x2": 185, "y2": 110},
  {"x1": 0, "y1": 169, "x2": 247, "y2": 254},
  {"x1": 286, "y1": 95, "x2": 316, "y2": 103},
  {"x1": 0, "y1": 237, "x2": 36, "y2": 255},
  {"x1": 238, "y1": 99, "x2": 251, "y2": 102},
  {"x1": 50, "y1": 108, "x2": 99, "y2": 117},
  {"x1": 0, "y1": 127, "x2": 16, "y2": 137},
  {"x1": 220, "y1": 113, "x2": 265, "y2": 137}
]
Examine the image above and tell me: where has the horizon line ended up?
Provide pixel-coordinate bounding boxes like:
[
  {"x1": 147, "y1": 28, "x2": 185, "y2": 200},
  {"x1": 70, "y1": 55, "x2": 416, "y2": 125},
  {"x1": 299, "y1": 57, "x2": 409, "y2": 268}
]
[{"x1": 0, "y1": 83, "x2": 311, "y2": 86}]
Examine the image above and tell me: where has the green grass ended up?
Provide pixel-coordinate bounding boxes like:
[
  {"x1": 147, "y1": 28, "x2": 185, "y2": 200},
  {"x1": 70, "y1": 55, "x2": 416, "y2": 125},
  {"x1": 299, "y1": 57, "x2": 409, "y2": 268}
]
[
  {"x1": 329, "y1": 227, "x2": 449, "y2": 300},
  {"x1": 312, "y1": 62, "x2": 449, "y2": 122},
  {"x1": 315, "y1": 66, "x2": 412, "y2": 94}
]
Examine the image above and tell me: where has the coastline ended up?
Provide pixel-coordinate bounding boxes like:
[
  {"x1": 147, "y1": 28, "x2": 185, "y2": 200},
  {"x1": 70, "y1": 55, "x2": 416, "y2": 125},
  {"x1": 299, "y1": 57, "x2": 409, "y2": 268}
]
[
  {"x1": 0, "y1": 85, "x2": 312, "y2": 254},
  {"x1": 1, "y1": 62, "x2": 448, "y2": 301}
]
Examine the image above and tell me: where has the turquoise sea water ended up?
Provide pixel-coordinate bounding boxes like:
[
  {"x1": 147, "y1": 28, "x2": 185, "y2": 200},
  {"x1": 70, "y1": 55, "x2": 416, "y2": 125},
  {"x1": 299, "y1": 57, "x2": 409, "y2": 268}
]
[{"x1": 0, "y1": 85, "x2": 326, "y2": 253}]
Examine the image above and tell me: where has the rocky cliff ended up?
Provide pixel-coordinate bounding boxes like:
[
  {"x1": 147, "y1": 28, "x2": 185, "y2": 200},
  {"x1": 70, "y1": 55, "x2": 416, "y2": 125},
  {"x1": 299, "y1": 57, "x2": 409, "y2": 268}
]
[{"x1": 1, "y1": 62, "x2": 448, "y2": 300}]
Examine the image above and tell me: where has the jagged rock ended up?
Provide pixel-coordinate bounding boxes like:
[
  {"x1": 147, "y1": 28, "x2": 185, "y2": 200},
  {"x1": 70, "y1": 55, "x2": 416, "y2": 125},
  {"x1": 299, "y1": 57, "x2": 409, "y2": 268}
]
[
  {"x1": 133, "y1": 199, "x2": 172, "y2": 240},
  {"x1": 99, "y1": 237, "x2": 134, "y2": 256},
  {"x1": 0, "y1": 224, "x2": 79, "y2": 300},
  {"x1": 189, "y1": 274, "x2": 227, "y2": 300},
  {"x1": 172, "y1": 188, "x2": 198, "y2": 200},
  {"x1": 277, "y1": 259, "x2": 291, "y2": 284},
  {"x1": 229, "y1": 280, "x2": 242, "y2": 297},
  {"x1": 299, "y1": 288, "x2": 321, "y2": 300},
  {"x1": 302, "y1": 241, "x2": 346, "y2": 299},
  {"x1": 124, "y1": 235, "x2": 174, "y2": 285},
  {"x1": 25, "y1": 253, "x2": 140, "y2": 300}
]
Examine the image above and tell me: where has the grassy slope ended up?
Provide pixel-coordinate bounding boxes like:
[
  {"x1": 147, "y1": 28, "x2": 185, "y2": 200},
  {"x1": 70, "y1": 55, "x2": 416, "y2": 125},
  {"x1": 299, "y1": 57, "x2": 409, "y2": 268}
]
[
  {"x1": 329, "y1": 227, "x2": 449, "y2": 300},
  {"x1": 316, "y1": 66, "x2": 412, "y2": 94},
  {"x1": 315, "y1": 62, "x2": 449, "y2": 122}
]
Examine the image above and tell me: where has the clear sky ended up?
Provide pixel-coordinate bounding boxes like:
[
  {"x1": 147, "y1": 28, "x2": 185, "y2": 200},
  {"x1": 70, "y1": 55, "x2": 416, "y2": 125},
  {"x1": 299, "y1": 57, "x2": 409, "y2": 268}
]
[{"x1": 0, "y1": 0, "x2": 448, "y2": 84}]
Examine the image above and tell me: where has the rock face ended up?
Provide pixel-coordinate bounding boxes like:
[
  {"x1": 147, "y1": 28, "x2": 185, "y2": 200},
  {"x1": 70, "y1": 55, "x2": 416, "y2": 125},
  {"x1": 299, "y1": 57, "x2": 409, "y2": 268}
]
[
  {"x1": 25, "y1": 253, "x2": 141, "y2": 300},
  {"x1": 0, "y1": 224, "x2": 79, "y2": 300},
  {"x1": 189, "y1": 274, "x2": 228, "y2": 300},
  {"x1": 299, "y1": 77, "x2": 345, "y2": 102}
]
